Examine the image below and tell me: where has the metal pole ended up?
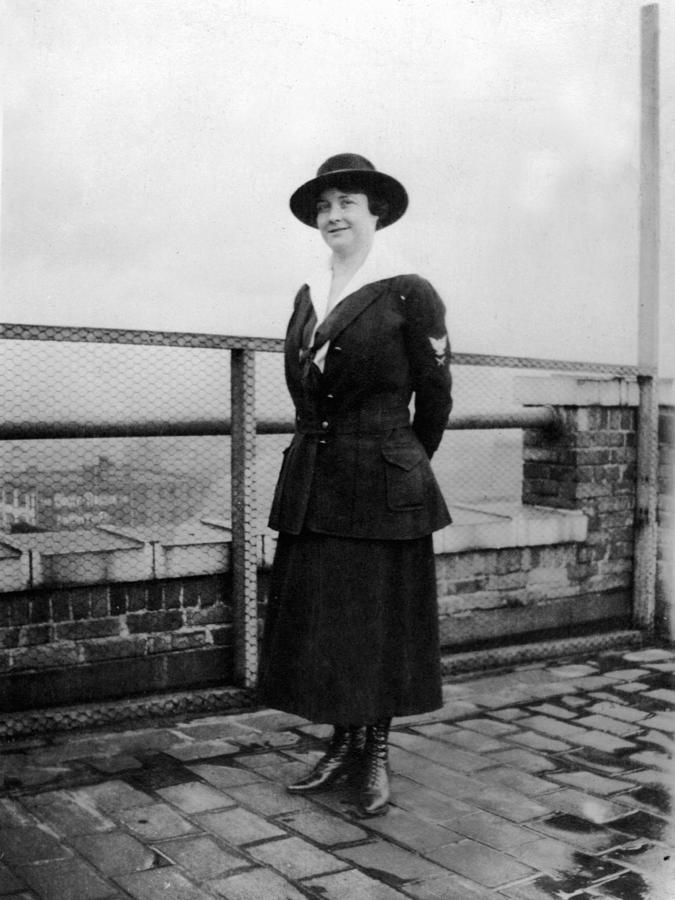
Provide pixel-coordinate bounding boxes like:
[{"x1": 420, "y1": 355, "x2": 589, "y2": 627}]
[
  {"x1": 0, "y1": 406, "x2": 559, "y2": 440},
  {"x1": 230, "y1": 349, "x2": 259, "y2": 687},
  {"x1": 634, "y1": 4, "x2": 660, "y2": 632}
]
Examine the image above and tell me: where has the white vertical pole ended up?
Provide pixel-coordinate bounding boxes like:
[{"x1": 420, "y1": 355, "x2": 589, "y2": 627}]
[
  {"x1": 639, "y1": 4, "x2": 660, "y2": 371},
  {"x1": 0, "y1": 86, "x2": 3, "y2": 268},
  {"x1": 634, "y1": 3, "x2": 660, "y2": 632}
]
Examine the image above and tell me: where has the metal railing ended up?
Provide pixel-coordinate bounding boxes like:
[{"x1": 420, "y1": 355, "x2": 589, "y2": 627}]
[{"x1": 0, "y1": 322, "x2": 656, "y2": 686}]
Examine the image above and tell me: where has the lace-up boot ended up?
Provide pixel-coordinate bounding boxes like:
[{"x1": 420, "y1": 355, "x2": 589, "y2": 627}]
[
  {"x1": 359, "y1": 718, "x2": 391, "y2": 816},
  {"x1": 288, "y1": 725, "x2": 364, "y2": 793}
]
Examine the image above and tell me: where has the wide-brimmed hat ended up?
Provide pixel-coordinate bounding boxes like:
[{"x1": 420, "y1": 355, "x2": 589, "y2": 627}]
[{"x1": 290, "y1": 153, "x2": 408, "y2": 229}]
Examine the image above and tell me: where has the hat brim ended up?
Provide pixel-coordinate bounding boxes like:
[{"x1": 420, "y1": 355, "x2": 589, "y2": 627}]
[{"x1": 289, "y1": 169, "x2": 408, "y2": 229}]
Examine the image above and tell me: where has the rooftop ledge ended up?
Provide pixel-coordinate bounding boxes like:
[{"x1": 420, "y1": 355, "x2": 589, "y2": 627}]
[
  {"x1": 434, "y1": 502, "x2": 587, "y2": 555},
  {"x1": 514, "y1": 374, "x2": 673, "y2": 407},
  {"x1": 0, "y1": 503, "x2": 587, "y2": 592}
]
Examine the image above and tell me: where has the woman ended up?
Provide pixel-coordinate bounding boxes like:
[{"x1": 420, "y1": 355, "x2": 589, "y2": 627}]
[{"x1": 259, "y1": 153, "x2": 452, "y2": 817}]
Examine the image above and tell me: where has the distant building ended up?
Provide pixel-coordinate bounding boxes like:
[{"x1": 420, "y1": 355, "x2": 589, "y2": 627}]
[
  {"x1": 1, "y1": 456, "x2": 213, "y2": 533},
  {"x1": 0, "y1": 483, "x2": 38, "y2": 531}
]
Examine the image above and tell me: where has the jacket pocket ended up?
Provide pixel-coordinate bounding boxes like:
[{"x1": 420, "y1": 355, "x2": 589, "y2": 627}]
[
  {"x1": 269, "y1": 444, "x2": 292, "y2": 523},
  {"x1": 382, "y1": 444, "x2": 425, "y2": 510}
]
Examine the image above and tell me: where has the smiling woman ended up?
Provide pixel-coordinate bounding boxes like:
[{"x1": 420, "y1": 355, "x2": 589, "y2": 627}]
[
  {"x1": 258, "y1": 153, "x2": 453, "y2": 818},
  {"x1": 317, "y1": 190, "x2": 377, "y2": 247}
]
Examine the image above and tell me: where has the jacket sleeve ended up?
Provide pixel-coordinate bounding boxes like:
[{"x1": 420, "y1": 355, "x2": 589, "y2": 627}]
[{"x1": 402, "y1": 277, "x2": 452, "y2": 458}]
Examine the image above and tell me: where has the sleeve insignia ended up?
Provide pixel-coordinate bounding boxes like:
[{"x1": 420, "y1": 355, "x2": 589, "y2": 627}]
[{"x1": 429, "y1": 335, "x2": 449, "y2": 365}]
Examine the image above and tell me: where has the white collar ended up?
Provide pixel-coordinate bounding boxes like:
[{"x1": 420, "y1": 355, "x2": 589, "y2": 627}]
[{"x1": 305, "y1": 242, "x2": 411, "y2": 320}]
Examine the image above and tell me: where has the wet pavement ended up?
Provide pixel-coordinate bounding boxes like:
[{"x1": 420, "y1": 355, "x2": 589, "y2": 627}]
[{"x1": 1, "y1": 645, "x2": 674, "y2": 899}]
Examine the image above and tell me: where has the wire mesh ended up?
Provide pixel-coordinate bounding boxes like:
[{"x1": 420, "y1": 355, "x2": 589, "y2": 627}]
[
  {"x1": 0, "y1": 337, "x2": 234, "y2": 587},
  {"x1": 0, "y1": 330, "x2": 642, "y2": 583}
]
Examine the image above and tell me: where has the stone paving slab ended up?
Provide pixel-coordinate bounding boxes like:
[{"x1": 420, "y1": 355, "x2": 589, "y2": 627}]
[
  {"x1": 426, "y1": 838, "x2": 538, "y2": 887},
  {"x1": 0, "y1": 825, "x2": 72, "y2": 865},
  {"x1": 506, "y1": 729, "x2": 572, "y2": 752},
  {"x1": 21, "y1": 789, "x2": 116, "y2": 836},
  {"x1": 116, "y1": 866, "x2": 219, "y2": 899},
  {"x1": 0, "y1": 645, "x2": 674, "y2": 899},
  {"x1": 195, "y1": 805, "x2": 287, "y2": 845},
  {"x1": 428, "y1": 727, "x2": 511, "y2": 753},
  {"x1": 389, "y1": 731, "x2": 495, "y2": 772},
  {"x1": 444, "y1": 809, "x2": 541, "y2": 851},
  {"x1": 15, "y1": 857, "x2": 116, "y2": 900},
  {"x1": 488, "y1": 747, "x2": 559, "y2": 774},
  {"x1": 574, "y1": 713, "x2": 642, "y2": 737},
  {"x1": 343, "y1": 804, "x2": 464, "y2": 854},
  {"x1": 249, "y1": 834, "x2": 349, "y2": 880},
  {"x1": 403, "y1": 872, "x2": 500, "y2": 899},
  {"x1": 501, "y1": 835, "x2": 625, "y2": 883},
  {"x1": 0, "y1": 861, "x2": 25, "y2": 894},
  {"x1": 69, "y1": 830, "x2": 158, "y2": 877},
  {"x1": 114, "y1": 801, "x2": 199, "y2": 840},
  {"x1": 335, "y1": 838, "x2": 451, "y2": 882},
  {"x1": 387, "y1": 784, "x2": 473, "y2": 824},
  {"x1": 153, "y1": 833, "x2": 250, "y2": 880},
  {"x1": 155, "y1": 780, "x2": 237, "y2": 814},
  {"x1": 473, "y1": 765, "x2": 559, "y2": 797},
  {"x1": 165, "y1": 738, "x2": 239, "y2": 761},
  {"x1": 527, "y1": 702, "x2": 578, "y2": 720},
  {"x1": 548, "y1": 770, "x2": 635, "y2": 795},
  {"x1": 304, "y1": 867, "x2": 410, "y2": 899}
]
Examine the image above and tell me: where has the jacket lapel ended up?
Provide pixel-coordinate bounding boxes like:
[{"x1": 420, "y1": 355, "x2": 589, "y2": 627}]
[{"x1": 314, "y1": 280, "x2": 388, "y2": 348}]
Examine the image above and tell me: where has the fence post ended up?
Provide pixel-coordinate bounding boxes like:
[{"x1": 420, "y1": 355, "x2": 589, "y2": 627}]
[
  {"x1": 634, "y1": 4, "x2": 660, "y2": 633},
  {"x1": 230, "y1": 348, "x2": 259, "y2": 687}
]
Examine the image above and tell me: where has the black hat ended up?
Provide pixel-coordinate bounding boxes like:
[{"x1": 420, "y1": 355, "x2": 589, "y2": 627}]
[{"x1": 289, "y1": 153, "x2": 408, "y2": 229}]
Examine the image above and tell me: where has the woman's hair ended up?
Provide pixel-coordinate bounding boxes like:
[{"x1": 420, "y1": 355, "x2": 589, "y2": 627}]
[{"x1": 314, "y1": 180, "x2": 390, "y2": 230}]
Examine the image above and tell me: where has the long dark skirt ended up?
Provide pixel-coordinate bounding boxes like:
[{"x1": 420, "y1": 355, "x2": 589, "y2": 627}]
[{"x1": 258, "y1": 530, "x2": 443, "y2": 725}]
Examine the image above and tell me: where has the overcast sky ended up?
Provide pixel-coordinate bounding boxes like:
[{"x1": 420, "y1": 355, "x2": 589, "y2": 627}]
[{"x1": 2, "y1": 0, "x2": 673, "y2": 370}]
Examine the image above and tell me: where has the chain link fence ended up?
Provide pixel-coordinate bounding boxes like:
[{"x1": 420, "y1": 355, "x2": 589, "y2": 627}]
[
  {"x1": 0, "y1": 327, "x2": 644, "y2": 579},
  {"x1": 0, "y1": 324, "x2": 649, "y2": 692}
]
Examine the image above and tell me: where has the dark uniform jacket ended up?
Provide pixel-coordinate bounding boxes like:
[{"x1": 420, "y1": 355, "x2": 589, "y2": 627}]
[{"x1": 268, "y1": 273, "x2": 453, "y2": 539}]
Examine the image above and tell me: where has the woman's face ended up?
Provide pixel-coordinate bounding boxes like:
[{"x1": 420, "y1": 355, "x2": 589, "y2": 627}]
[{"x1": 316, "y1": 188, "x2": 379, "y2": 256}]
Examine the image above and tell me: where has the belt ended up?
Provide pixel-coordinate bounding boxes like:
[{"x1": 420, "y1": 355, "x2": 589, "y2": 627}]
[{"x1": 296, "y1": 403, "x2": 411, "y2": 435}]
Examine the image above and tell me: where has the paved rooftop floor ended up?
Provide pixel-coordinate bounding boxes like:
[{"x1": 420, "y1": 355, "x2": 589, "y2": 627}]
[{"x1": 1, "y1": 645, "x2": 674, "y2": 899}]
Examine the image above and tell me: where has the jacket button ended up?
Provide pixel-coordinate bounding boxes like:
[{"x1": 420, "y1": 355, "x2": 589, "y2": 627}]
[{"x1": 321, "y1": 421, "x2": 329, "y2": 430}]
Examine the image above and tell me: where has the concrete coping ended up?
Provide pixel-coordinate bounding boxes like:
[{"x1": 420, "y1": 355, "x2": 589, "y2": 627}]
[
  {"x1": 514, "y1": 374, "x2": 641, "y2": 407},
  {"x1": 514, "y1": 374, "x2": 674, "y2": 408},
  {"x1": 0, "y1": 502, "x2": 588, "y2": 592},
  {"x1": 434, "y1": 501, "x2": 587, "y2": 555},
  {"x1": 659, "y1": 378, "x2": 675, "y2": 406}
]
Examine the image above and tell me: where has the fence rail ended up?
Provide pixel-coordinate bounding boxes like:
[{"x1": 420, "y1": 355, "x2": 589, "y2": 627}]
[
  {"x1": 0, "y1": 408, "x2": 560, "y2": 441},
  {"x1": 0, "y1": 320, "x2": 654, "y2": 376}
]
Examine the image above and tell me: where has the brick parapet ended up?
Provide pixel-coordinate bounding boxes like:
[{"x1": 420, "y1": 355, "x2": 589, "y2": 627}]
[
  {"x1": 522, "y1": 402, "x2": 637, "y2": 605},
  {"x1": 516, "y1": 375, "x2": 673, "y2": 645},
  {"x1": 0, "y1": 573, "x2": 235, "y2": 709}
]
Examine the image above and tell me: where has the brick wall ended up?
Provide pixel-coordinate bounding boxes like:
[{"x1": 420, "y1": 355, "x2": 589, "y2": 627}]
[
  {"x1": 434, "y1": 398, "x2": 637, "y2": 650},
  {"x1": 0, "y1": 574, "x2": 235, "y2": 712},
  {"x1": 523, "y1": 406, "x2": 637, "y2": 587},
  {"x1": 435, "y1": 544, "x2": 630, "y2": 649}
]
